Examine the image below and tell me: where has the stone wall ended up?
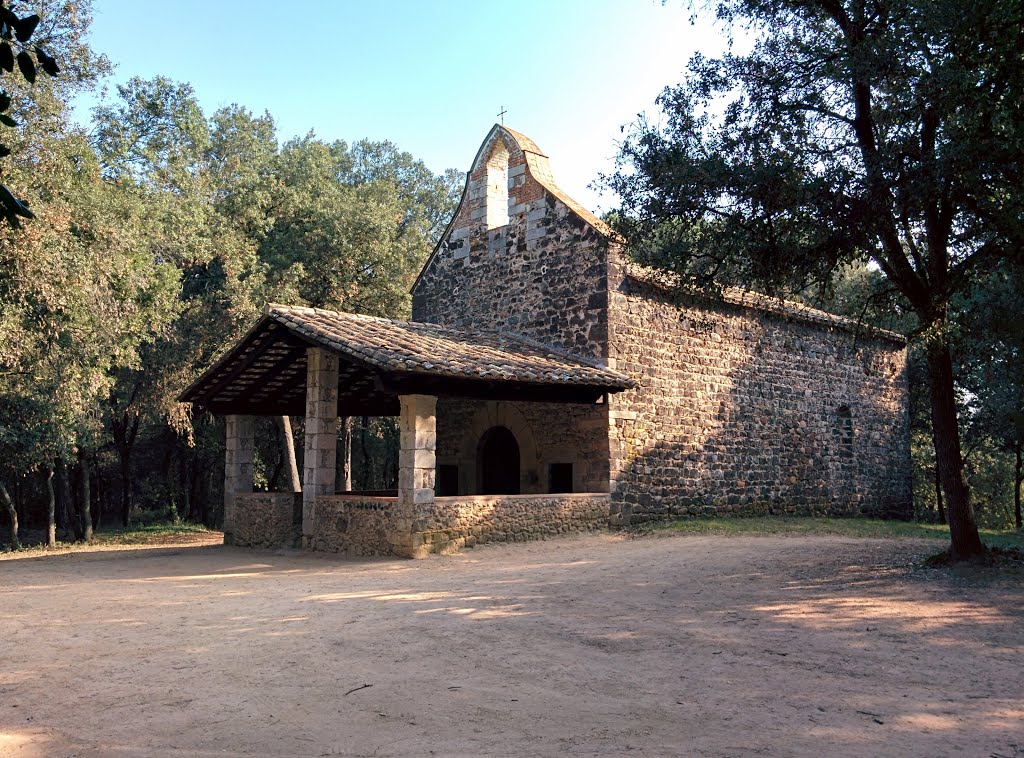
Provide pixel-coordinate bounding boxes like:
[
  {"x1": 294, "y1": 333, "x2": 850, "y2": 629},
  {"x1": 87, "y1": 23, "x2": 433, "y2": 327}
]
[
  {"x1": 308, "y1": 496, "x2": 395, "y2": 557},
  {"x1": 309, "y1": 493, "x2": 608, "y2": 559},
  {"x1": 435, "y1": 398, "x2": 609, "y2": 495},
  {"x1": 227, "y1": 492, "x2": 301, "y2": 549},
  {"x1": 410, "y1": 494, "x2": 610, "y2": 556},
  {"x1": 412, "y1": 126, "x2": 611, "y2": 361},
  {"x1": 606, "y1": 277, "x2": 913, "y2": 522}
]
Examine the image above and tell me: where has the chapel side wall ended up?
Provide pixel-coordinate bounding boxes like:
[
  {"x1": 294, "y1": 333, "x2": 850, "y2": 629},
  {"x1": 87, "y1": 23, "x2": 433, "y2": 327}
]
[
  {"x1": 412, "y1": 131, "x2": 610, "y2": 360},
  {"x1": 606, "y1": 280, "x2": 913, "y2": 522},
  {"x1": 435, "y1": 398, "x2": 610, "y2": 496}
]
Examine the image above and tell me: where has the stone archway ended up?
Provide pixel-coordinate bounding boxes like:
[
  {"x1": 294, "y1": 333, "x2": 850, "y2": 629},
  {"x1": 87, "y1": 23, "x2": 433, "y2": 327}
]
[
  {"x1": 458, "y1": 402, "x2": 540, "y2": 494},
  {"x1": 478, "y1": 426, "x2": 520, "y2": 495}
]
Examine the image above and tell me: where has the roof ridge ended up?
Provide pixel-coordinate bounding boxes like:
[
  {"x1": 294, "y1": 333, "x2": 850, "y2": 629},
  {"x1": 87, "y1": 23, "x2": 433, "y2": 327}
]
[{"x1": 625, "y1": 262, "x2": 906, "y2": 344}]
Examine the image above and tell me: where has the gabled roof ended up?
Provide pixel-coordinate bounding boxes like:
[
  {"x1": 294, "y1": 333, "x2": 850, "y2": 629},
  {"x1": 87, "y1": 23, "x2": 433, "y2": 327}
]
[
  {"x1": 411, "y1": 124, "x2": 621, "y2": 295},
  {"x1": 498, "y1": 125, "x2": 619, "y2": 240},
  {"x1": 179, "y1": 304, "x2": 634, "y2": 416}
]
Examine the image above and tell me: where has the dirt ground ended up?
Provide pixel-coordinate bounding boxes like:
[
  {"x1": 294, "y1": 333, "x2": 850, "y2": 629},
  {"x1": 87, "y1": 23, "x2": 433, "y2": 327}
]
[{"x1": 1, "y1": 532, "x2": 1022, "y2": 758}]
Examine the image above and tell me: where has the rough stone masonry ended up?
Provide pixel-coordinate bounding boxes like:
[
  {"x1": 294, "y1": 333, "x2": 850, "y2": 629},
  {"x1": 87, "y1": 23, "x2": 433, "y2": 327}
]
[
  {"x1": 205, "y1": 123, "x2": 912, "y2": 559},
  {"x1": 413, "y1": 124, "x2": 911, "y2": 525}
]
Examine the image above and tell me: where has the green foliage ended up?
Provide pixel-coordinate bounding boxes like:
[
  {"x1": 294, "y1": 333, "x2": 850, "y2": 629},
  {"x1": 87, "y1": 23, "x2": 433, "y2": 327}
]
[
  {"x1": 957, "y1": 260, "x2": 1024, "y2": 462},
  {"x1": 0, "y1": 0, "x2": 110, "y2": 227},
  {"x1": 606, "y1": 0, "x2": 1024, "y2": 558},
  {"x1": 1, "y1": 17, "x2": 461, "y2": 536},
  {"x1": 0, "y1": 4, "x2": 169, "y2": 501},
  {"x1": 0, "y1": 521, "x2": 215, "y2": 553},
  {"x1": 260, "y1": 135, "x2": 461, "y2": 316},
  {"x1": 0, "y1": 0, "x2": 55, "y2": 225}
]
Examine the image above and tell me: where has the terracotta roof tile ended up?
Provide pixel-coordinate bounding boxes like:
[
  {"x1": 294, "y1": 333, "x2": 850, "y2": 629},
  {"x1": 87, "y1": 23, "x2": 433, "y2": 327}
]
[{"x1": 266, "y1": 304, "x2": 634, "y2": 390}]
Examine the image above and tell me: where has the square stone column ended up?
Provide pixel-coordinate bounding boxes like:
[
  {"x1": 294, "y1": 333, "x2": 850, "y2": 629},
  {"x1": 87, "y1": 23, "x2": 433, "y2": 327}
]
[
  {"x1": 302, "y1": 347, "x2": 338, "y2": 543},
  {"x1": 398, "y1": 394, "x2": 437, "y2": 507},
  {"x1": 224, "y1": 414, "x2": 255, "y2": 540},
  {"x1": 390, "y1": 394, "x2": 436, "y2": 559}
]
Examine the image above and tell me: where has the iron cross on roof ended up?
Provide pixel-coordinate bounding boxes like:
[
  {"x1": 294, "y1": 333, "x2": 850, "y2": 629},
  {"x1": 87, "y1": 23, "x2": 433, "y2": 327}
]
[{"x1": 497, "y1": 106, "x2": 507, "y2": 125}]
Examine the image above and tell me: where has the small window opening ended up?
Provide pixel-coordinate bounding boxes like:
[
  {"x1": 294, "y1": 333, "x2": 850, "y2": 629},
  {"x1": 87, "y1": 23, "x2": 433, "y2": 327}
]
[
  {"x1": 549, "y1": 463, "x2": 574, "y2": 494},
  {"x1": 437, "y1": 465, "x2": 459, "y2": 497},
  {"x1": 485, "y1": 141, "x2": 509, "y2": 229},
  {"x1": 837, "y1": 405, "x2": 853, "y2": 449}
]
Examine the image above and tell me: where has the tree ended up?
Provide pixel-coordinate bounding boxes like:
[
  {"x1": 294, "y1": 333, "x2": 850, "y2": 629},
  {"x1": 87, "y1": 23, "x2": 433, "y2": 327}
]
[
  {"x1": 91, "y1": 78, "x2": 464, "y2": 519},
  {"x1": 0, "y1": 0, "x2": 60, "y2": 226},
  {"x1": 0, "y1": 131, "x2": 181, "y2": 534},
  {"x1": 92, "y1": 77, "x2": 267, "y2": 524},
  {"x1": 0, "y1": 2, "x2": 180, "y2": 543},
  {"x1": 260, "y1": 135, "x2": 459, "y2": 317},
  {"x1": 257, "y1": 136, "x2": 462, "y2": 490},
  {"x1": 604, "y1": 0, "x2": 1023, "y2": 560},
  {"x1": 958, "y1": 260, "x2": 1024, "y2": 529}
]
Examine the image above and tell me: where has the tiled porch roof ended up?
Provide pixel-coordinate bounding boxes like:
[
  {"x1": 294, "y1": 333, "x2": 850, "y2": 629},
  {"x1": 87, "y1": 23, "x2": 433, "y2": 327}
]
[
  {"x1": 178, "y1": 304, "x2": 633, "y2": 416},
  {"x1": 266, "y1": 304, "x2": 632, "y2": 388}
]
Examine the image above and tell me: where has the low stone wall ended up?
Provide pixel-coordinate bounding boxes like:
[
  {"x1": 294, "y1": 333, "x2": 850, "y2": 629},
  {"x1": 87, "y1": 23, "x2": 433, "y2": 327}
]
[
  {"x1": 410, "y1": 493, "x2": 611, "y2": 557},
  {"x1": 235, "y1": 493, "x2": 611, "y2": 559},
  {"x1": 226, "y1": 492, "x2": 301, "y2": 549},
  {"x1": 309, "y1": 496, "x2": 396, "y2": 557}
]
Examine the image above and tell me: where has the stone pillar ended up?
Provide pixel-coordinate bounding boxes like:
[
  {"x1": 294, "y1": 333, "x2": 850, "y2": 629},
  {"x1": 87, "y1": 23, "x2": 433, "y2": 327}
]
[
  {"x1": 392, "y1": 394, "x2": 436, "y2": 558},
  {"x1": 302, "y1": 347, "x2": 338, "y2": 545},
  {"x1": 224, "y1": 414, "x2": 255, "y2": 542},
  {"x1": 398, "y1": 394, "x2": 437, "y2": 507}
]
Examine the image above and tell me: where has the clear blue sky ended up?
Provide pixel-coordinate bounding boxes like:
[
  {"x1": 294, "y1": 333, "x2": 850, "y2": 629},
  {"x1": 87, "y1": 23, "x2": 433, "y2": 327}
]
[{"x1": 74, "y1": 0, "x2": 732, "y2": 213}]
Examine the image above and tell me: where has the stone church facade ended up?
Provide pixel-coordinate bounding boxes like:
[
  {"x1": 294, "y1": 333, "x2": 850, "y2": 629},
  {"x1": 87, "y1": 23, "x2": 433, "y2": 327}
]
[{"x1": 180, "y1": 125, "x2": 912, "y2": 558}]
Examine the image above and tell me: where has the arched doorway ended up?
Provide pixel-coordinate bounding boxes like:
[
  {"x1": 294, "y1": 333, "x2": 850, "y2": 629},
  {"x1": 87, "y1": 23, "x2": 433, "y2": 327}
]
[{"x1": 478, "y1": 426, "x2": 520, "y2": 495}]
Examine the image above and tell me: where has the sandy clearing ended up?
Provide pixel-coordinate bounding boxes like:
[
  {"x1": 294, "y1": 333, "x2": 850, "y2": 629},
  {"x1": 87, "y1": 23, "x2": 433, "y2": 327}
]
[{"x1": 1, "y1": 531, "x2": 1021, "y2": 757}]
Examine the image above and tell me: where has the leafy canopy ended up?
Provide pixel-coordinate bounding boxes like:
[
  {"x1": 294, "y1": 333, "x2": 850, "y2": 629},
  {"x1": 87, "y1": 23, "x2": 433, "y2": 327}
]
[
  {"x1": 604, "y1": 0, "x2": 1024, "y2": 559},
  {"x1": 605, "y1": 0, "x2": 1023, "y2": 318}
]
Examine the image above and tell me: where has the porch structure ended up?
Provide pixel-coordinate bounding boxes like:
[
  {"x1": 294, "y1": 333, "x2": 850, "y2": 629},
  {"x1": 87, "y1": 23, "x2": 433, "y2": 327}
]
[{"x1": 179, "y1": 305, "x2": 632, "y2": 557}]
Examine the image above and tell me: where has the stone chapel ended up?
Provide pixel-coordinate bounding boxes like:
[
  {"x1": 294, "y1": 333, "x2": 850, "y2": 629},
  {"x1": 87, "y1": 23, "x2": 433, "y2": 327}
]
[{"x1": 180, "y1": 124, "x2": 913, "y2": 558}]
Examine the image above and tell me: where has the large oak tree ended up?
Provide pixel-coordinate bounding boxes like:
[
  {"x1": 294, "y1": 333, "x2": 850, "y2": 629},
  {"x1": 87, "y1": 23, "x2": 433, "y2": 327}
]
[{"x1": 604, "y1": 0, "x2": 1023, "y2": 559}]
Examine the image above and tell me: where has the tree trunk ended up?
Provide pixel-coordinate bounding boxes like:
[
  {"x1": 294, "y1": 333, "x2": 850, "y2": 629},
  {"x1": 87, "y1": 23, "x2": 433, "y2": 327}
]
[
  {"x1": 0, "y1": 481, "x2": 18, "y2": 549},
  {"x1": 272, "y1": 413, "x2": 299, "y2": 491},
  {"x1": 160, "y1": 437, "x2": 176, "y2": 521},
  {"x1": 933, "y1": 459, "x2": 946, "y2": 525},
  {"x1": 56, "y1": 458, "x2": 79, "y2": 541},
  {"x1": 338, "y1": 416, "x2": 352, "y2": 493},
  {"x1": 45, "y1": 467, "x2": 56, "y2": 548},
  {"x1": 926, "y1": 339, "x2": 985, "y2": 559},
  {"x1": 111, "y1": 412, "x2": 140, "y2": 527},
  {"x1": 78, "y1": 450, "x2": 93, "y2": 542},
  {"x1": 1015, "y1": 438, "x2": 1022, "y2": 531},
  {"x1": 179, "y1": 454, "x2": 192, "y2": 521},
  {"x1": 92, "y1": 464, "x2": 102, "y2": 531},
  {"x1": 267, "y1": 454, "x2": 284, "y2": 492},
  {"x1": 207, "y1": 467, "x2": 217, "y2": 528},
  {"x1": 119, "y1": 451, "x2": 132, "y2": 526},
  {"x1": 360, "y1": 416, "x2": 370, "y2": 490},
  {"x1": 277, "y1": 416, "x2": 301, "y2": 492},
  {"x1": 189, "y1": 458, "x2": 203, "y2": 523},
  {"x1": 13, "y1": 476, "x2": 24, "y2": 532}
]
